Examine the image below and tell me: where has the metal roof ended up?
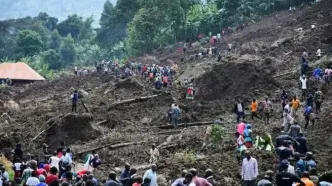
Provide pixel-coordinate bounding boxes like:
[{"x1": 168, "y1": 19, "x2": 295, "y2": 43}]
[{"x1": 0, "y1": 62, "x2": 45, "y2": 81}]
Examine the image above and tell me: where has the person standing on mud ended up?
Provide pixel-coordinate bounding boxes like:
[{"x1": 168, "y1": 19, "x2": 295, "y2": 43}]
[
  {"x1": 241, "y1": 150, "x2": 258, "y2": 186},
  {"x1": 291, "y1": 96, "x2": 300, "y2": 117},
  {"x1": 71, "y1": 90, "x2": 79, "y2": 112},
  {"x1": 170, "y1": 104, "x2": 181, "y2": 129},
  {"x1": 262, "y1": 98, "x2": 273, "y2": 124},
  {"x1": 250, "y1": 99, "x2": 260, "y2": 120},
  {"x1": 300, "y1": 75, "x2": 308, "y2": 99},
  {"x1": 280, "y1": 90, "x2": 288, "y2": 112},
  {"x1": 148, "y1": 144, "x2": 159, "y2": 164},
  {"x1": 234, "y1": 99, "x2": 245, "y2": 123},
  {"x1": 314, "y1": 88, "x2": 323, "y2": 113}
]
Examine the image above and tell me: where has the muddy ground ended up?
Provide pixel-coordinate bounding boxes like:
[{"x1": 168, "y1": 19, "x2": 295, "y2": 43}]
[{"x1": 1, "y1": 0, "x2": 332, "y2": 185}]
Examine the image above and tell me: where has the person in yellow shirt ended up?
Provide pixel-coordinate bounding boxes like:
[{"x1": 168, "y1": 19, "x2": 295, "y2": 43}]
[
  {"x1": 291, "y1": 96, "x2": 301, "y2": 117},
  {"x1": 251, "y1": 99, "x2": 260, "y2": 120}
]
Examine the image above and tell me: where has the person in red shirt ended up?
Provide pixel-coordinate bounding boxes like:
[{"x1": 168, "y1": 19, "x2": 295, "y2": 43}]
[
  {"x1": 162, "y1": 76, "x2": 168, "y2": 88},
  {"x1": 37, "y1": 164, "x2": 47, "y2": 177},
  {"x1": 44, "y1": 164, "x2": 51, "y2": 173},
  {"x1": 46, "y1": 167, "x2": 59, "y2": 185}
]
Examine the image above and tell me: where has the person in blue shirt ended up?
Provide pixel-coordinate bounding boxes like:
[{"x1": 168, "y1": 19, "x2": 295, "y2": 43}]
[
  {"x1": 304, "y1": 106, "x2": 314, "y2": 129},
  {"x1": 143, "y1": 164, "x2": 158, "y2": 186},
  {"x1": 305, "y1": 152, "x2": 317, "y2": 171},
  {"x1": 154, "y1": 79, "x2": 163, "y2": 90},
  {"x1": 294, "y1": 153, "x2": 305, "y2": 177},
  {"x1": 171, "y1": 104, "x2": 181, "y2": 129},
  {"x1": 313, "y1": 67, "x2": 322, "y2": 80},
  {"x1": 71, "y1": 90, "x2": 79, "y2": 112},
  {"x1": 171, "y1": 170, "x2": 187, "y2": 186},
  {"x1": 120, "y1": 163, "x2": 131, "y2": 185},
  {"x1": 244, "y1": 124, "x2": 253, "y2": 148}
]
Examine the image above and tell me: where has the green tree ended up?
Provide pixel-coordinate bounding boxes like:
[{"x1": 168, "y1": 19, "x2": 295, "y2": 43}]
[
  {"x1": 16, "y1": 30, "x2": 44, "y2": 57},
  {"x1": 40, "y1": 49, "x2": 61, "y2": 70},
  {"x1": 99, "y1": 0, "x2": 114, "y2": 27},
  {"x1": 57, "y1": 14, "x2": 83, "y2": 39},
  {"x1": 126, "y1": 7, "x2": 160, "y2": 55},
  {"x1": 78, "y1": 16, "x2": 94, "y2": 41},
  {"x1": 59, "y1": 34, "x2": 77, "y2": 65},
  {"x1": 49, "y1": 30, "x2": 62, "y2": 50},
  {"x1": 30, "y1": 22, "x2": 50, "y2": 45}
]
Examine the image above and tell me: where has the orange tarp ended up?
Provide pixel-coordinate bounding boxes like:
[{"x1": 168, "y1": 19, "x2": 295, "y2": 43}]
[{"x1": 0, "y1": 62, "x2": 45, "y2": 80}]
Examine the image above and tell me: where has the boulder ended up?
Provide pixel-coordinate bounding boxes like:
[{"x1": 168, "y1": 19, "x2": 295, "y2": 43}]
[
  {"x1": 140, "y1": 117, "x2": 152, "y2": 125},
  {"x1": 270, "y1": 38, "x2": 292, "y2": 50}
]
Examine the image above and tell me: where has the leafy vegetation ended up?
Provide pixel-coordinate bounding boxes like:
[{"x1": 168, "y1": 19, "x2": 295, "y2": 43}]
[{"x1": 0, "y1": 0, "x2": 316, "y2": 78}]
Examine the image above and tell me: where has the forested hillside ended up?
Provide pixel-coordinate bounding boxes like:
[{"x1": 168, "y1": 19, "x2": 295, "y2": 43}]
[
  {"x1": 0, "y1": 0, "x2": 318, "y2": 79},
  {"x1": 0, "y1": 0, "x2": 117, "y2": 22}
]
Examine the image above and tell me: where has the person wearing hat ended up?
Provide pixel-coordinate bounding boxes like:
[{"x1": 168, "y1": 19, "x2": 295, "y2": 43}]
[
  {"x1": 36, "y1": 175, "x2": 47, "y2": 186},
  {"x1": 276, "y1": 160, "x2": 304, "y2": 186},
  {"x1": 305, "y1": 152, "x2": 317, "y2": 170},
  {"x1": 241, "y1": 150, "x2": 258, "y2": 186},
  {"x1": 299, "y1": 75, "x2": 308, "y2": 99},
  {"x1": 299, "y1": 172, "x2": 314, "y2": 186},
  {"x1": 257, "y1": 174, "x2": 272, "y2": 186},
  {"x1": 171, "y1": 170, "x2": 187, "y2": 186},
  {"x1": 204, "y1": 169, "x2": 218, "y2": 186},
  {"x1": 143, "y1": 164, "x2": 158, "y2": 186}
]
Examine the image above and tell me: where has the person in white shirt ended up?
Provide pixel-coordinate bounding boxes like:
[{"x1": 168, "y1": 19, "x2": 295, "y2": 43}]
[
  {"x1": 0, "y1": 167, "x2": 9, "y2": 184},
  {"x1": 282, "y1": 102, "x2": 294, "y2": 129},
  {"x1": 300, "y1": 75, "x2": 308, "y2": 98},
  {"x1": 241, "y1": 150, "x2": 258, "y2": 186},
  {"x1": 26, "y1": 172, "x2": 40, "y2": 186},
  {"x1": 316, "y1": 49, "x2": 322, "y2": 59},
  {"x1": 149, "y1": 144, "x2": 159, "y2": 164},
  {"x1": 287, "y1": 164, "x2": 295, "y2": 174},
  {"x1": 74, "y1": 66, "x2": 78, "y2": 75},
  {"x1": 49, "y1": 153, "x2": 60, "y2": 171}
]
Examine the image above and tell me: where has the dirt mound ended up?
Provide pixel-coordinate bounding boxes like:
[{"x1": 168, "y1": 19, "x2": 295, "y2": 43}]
[
  {"x1": 195, "y1": 62, "x2": 279, "y2": 101},
  {"x1": 45, "y1": 113, "x2": 101, "y2": 150}
]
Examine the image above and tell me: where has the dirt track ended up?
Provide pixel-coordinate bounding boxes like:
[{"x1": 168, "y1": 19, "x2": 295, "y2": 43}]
[{"x1": 1, "y1": 1, "x2": 332, "y2": 185}]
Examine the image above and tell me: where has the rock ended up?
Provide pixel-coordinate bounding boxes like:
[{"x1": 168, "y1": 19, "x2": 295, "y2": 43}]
[
  {"x1": 270, "y1": 38, "x2": 292, "y2": 50},
  {"x1": 294, "y1": 27, "x2": 303, "y2": 32},
  {"x1": 140, "y1": 117, "x2": 152, "y2": 125},
  {"x1": 79, "y1": 89, "x2": 89, "y2": 98},
  {"x1": 157, "y1": 174, "x2": 168, "y2": 186}
]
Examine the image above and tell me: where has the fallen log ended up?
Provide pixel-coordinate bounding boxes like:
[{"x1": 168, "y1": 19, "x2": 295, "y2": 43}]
[
  {"x1": 76, "y1": 141, "x2": 145, "y2": 155},
  {"x1": 157, "y1": 130, "x2": 182, "y2": 135},
  {"x1": 158, "y1": 121, "x2": 213, "y2": 129},
  {"x1": 81, "y1": 101, "x2": 90, "y2": 113},
  {"x1": 273, "y1": 70, "x2": 296, "y2": 78},
  {"x1": 107, "y1": 94, "x2": 163, "y2": 110},
  {"x1": 30, "y1": 115, "x2": 62, "y2": 143},
  {"x1": 94, "y1": 119, "x2": 109, "y2": 126}
]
